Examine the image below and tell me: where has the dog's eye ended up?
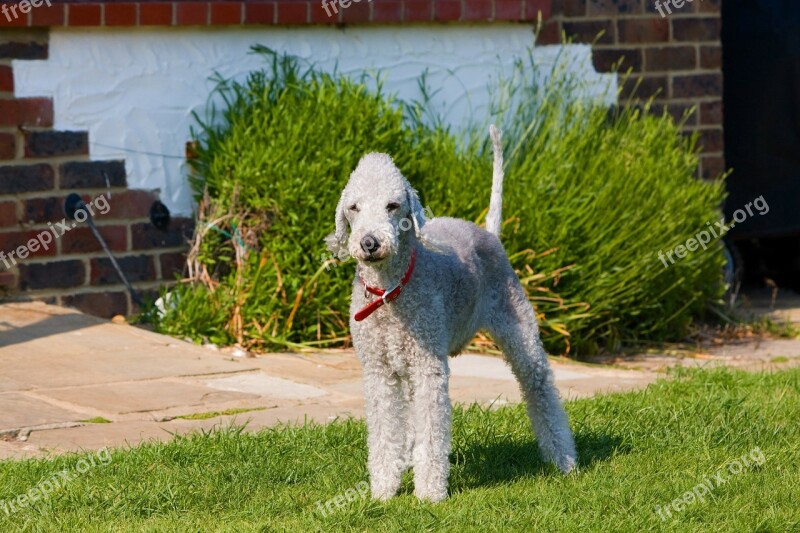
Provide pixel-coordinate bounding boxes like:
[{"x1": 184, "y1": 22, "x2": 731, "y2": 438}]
[
  {"x1": 349, "y1": 204, "x2": 359, "y2": 212},
  {"x1": 386, "y1": 202, "x2": 400, "y2": 212}
]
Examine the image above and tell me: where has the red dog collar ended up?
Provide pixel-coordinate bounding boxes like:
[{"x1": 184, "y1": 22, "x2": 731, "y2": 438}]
[{"x1": 354, "y1": 248, "x2": 417, "y2": 322}]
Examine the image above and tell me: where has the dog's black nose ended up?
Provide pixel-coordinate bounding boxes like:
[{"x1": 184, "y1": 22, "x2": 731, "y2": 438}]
[{"x1": 360, "y1": 234, "x2": 381, "y2": 254}]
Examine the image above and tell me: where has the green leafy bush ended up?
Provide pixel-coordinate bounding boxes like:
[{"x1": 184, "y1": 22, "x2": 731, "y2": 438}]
[{"x1": 154, "y1": 47, "x2": 725, "y2": 356}]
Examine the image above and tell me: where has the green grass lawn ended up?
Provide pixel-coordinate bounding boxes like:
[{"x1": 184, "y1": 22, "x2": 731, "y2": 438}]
[{"x1": 1, "y1": 367, "x2": 798, "y2": 532}]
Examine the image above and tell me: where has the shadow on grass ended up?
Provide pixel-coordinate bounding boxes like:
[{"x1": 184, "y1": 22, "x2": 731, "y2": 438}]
[{"x1": 452, "y1": 429, "x2": 630, "y2": 490}]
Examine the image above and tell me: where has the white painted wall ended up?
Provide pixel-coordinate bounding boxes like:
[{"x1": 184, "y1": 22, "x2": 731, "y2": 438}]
[{"x1": 14, "y1": 26, "x2": 614, "y2": 216}]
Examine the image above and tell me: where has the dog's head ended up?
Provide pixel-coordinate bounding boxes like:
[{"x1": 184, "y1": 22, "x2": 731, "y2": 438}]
[{"x1": 325, "y1": 153, "x2": 425, "y2": 264}]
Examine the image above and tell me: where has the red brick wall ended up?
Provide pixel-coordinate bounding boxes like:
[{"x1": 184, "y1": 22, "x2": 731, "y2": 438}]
[
  {"x1": 0, "y1": 29, "x2": 192, "y2": 317},
  {"x1": 0, "y1": 1, "x2": 550, "y2": 26},
  {"x1": 0, "y1": 0, "x2": 725, "y2": 318},
  {"x1": 0, "y1": 0, "x2": 724, "y2": 179},
  {"x1": 540, "y1": 0, "x2": 724, "y2": 179}
]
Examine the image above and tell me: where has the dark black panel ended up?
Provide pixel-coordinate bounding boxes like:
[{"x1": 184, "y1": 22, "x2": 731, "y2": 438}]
[{"x1": 722, "y1": 0, "x2": 800, "y2": 238}]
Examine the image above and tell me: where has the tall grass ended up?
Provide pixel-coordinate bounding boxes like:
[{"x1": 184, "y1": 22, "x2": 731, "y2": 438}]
[{"x1": 154, "y1": 47, "x2": 725, "y2": 356}]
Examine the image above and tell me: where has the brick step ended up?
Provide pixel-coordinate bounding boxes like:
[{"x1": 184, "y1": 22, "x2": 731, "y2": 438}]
[
  {"x1": 0, "y1": 160, "x2": 127, "y2": 194},
  {"x1": 0, "y1": 225, "x2": 127, "y2": 262},
  {"x1": 9, "y1": 189, "x2": 159, "y2": 227},
  {"x1": 24, "y1": 130, "x2": 89, "y2": 159},
  {"x1": 0, "y1": 131, "x2": 91, "y2": 161},
  {"x1": 0, "y1": 97, "x2": 53, "y2": 127},
  {"x1": 0, "y1": 133, "x2": 14, "y2": 159},
  {"x1": 0, "y1": 65, "x2": 13, "y2": 92},
  {"x1": 0, "y1": 163, "x2": 54, "y2": 194},
  {"x1": 0, "y1": 32, "x2": 47, "y2": 60},
  {"x1": 59, "y1": 161, "x2": 127, "y2": 189},
  {"x1": 4, "y1": 248, "x2": 189, "y2": 288},
  {"x1": 0, "y1": 27, "x2": 191, "y2": 318},
  {"x1": 0, "y1": 270, "x2": 15, "y2": 290},
  {"x1": 61, "y1": 291, "x2": 130, "y2": 318},
  {"x1": 0, "y1": 221, "x2": 192, "y2": 258}
]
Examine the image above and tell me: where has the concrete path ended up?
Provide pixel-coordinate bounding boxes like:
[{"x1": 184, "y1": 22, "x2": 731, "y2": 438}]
[
  {"x1": 738, "y1": 286, "x2": 800, "y2": 325},
  {"x1": 1, "y1": 302, "x2": 799, "y2": 461}
]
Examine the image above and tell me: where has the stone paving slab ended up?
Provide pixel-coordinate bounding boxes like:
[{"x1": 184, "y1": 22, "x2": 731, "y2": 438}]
[
  {"x1": 202, "y1": 373, "x2": 329, "y2": 400},
  {"x1": 0, "y1": 393, "x2": 83, "y2": 433},
  {"x1": 1, "y1": 301, "x2": 799, "y2": 462},
  {"x1": 0, "y1": 304, "x2": 95, "y2": 347},
  {"x1": 0, "y1": 440, "x2": 40, "y2": 460},
  {"x1": 25, "y1": 419, "x2": 196, "y2": 455},
  {"x1": 450, "y1": 354, "x2": 594, "y2": 382},
  {"x1": 23, "y1": 403, "x2": 367, "y2": 456},
  {"x1": 40, "y1": 381, "x2": 259, "y2": 415},
  {"x1": 599, "y1": 338, "x2": 800, "y2": 373},
  {"x1": 0, "y1": 375, "x2": 28, "y2": 394},
  {"x1": 449, "y1": 377, "x2": 522, "y2": 405},
  {"x1": 242, "y1": 352, "x2": 363, "y2": 385},
  {"x1": 708, "y1": 338, "x2": 800, "y2": 361},
  {"x1": 738, "y1": 288, "x2": 800, "y2": 326},
  {"x1": 0, "y1": 303, "x2": 258, "y2": 389}
]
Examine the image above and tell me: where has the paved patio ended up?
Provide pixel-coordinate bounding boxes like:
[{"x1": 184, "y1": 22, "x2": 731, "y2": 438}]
[{"x1": 1, "y1": 301, "x2": 798, "y2": 461}]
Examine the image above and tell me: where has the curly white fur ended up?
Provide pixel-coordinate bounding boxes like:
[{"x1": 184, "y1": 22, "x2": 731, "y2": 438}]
[{"x1": 326, "y1": 126, "x2": 577, "y2": 502}]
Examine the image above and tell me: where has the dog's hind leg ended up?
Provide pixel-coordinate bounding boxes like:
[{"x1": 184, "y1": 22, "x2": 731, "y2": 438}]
[{"x1": 485, "y1": 282, "x2": 577, "y2": 473}]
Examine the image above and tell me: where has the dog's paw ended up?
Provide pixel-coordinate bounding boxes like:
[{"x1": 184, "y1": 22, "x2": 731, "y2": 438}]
[
  {"x1": 555, "y1": 453, "x2": 578, "y2": 474},
  {"x1": 370, "y1": 484, "x2": 398, "y2": 501},
  {"x1": 413, "y1": 486, "x2": 448, "y2": 503}
]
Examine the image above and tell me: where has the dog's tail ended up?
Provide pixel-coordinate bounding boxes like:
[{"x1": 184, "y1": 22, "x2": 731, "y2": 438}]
[{"x1": 485, "y1": 124, "x2": 505, "y2": 237}]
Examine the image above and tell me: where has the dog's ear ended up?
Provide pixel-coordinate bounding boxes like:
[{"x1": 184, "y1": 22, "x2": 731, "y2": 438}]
[
  {"x1": 405, "y1": 186, "x2": 426, "y2": 239},
  {"x1": 325, "y1": 194, "x2": 350, "y2": 258}
]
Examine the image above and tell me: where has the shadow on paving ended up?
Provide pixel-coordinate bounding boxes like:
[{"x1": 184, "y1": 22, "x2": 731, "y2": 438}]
[{"x1": 0, "y1": 311, "x2": 98, "y2": 349}]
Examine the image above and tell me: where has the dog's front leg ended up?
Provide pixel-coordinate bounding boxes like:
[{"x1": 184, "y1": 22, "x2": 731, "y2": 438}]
[
  {"x1": 363, "y1": 366, "x2": 407, "y2": 500},
  {"x1": 410, "y1": 353, "x2": 451, "y2": 502}
]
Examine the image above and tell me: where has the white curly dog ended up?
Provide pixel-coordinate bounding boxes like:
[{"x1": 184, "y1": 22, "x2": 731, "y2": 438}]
[{"x1": 326, "y1": 126, "x2": 577, "y2": 502}]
